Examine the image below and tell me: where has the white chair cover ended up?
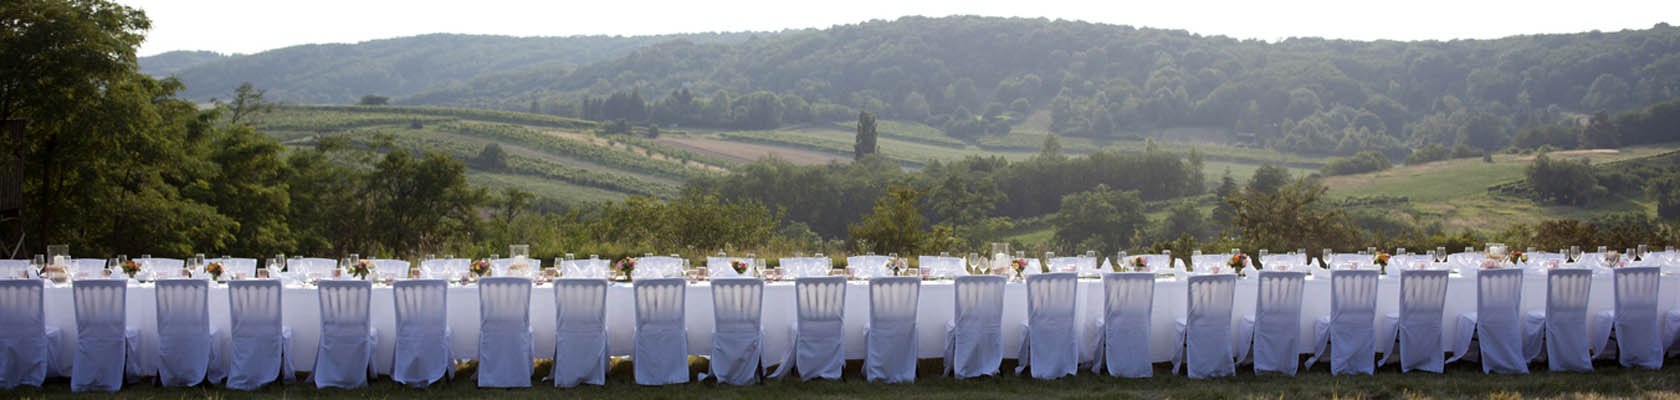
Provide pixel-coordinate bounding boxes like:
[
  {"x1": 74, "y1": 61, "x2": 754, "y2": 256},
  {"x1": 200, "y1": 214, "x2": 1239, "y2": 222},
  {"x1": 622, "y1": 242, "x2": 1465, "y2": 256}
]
[
  {"x1": 1330, "y1": 254, "x2": 1370, "y2": 269},
  {"x1": 1260, "y1": 254, "x2": 1305, "y2": 271},
  {"x1": 422, "y1": 258, "x2": 469, "y2": 277},
  {"x1": 392, "y1": 279, "x2": 451, "y2": 387},
  {"x1": 1378, "y1": 269, "x2": 1448, "y2": 373},
  {"x1": 771, "y1": 276, "x2": 846, "y2": 381},
  {"x1": 1447, "y1": 268, "x2": 1527, "y2": 374},
  {"x1": 154, "y1": 279, "x2": 221, "y2": 386},
  {"x1": 290, "y1": 258, "x2": 336, "y2": 275},
  {"x1": 1591, "y1": 266, "x2": 1663, "y2": 369},
  {"x1": 0, "y1": 279, "x2": 59, "y2": 388},
  {"x1": 313, "y1": 280, "x2": 377, "y2": 388},
  {"x1": 227, "y1": 279, "x2": 294, "y2": 390},
  {"x1": 708, "y1": 278, "x2": 764, "y2": 385},
  {"x1": 1190, "y1": 255, "x2": 1226, "y2": 274},
  {"x1": 1091, "y1": 272, "x2": 1154, "y2": 378},
  {"x1": 846, "y1": 255, "x2": 891, "y2": 279},
  {"x1": 370, "y1": 259, "x2": 410, "y2": 275},
  {"x1": 1140, "y1": 254, "x2": 1177, "y2": 273},
  {"x1": 71, "y1": 258, "x2": 107, "y2": 275},
  {"x1": 1044, "y1": 257, "x2": 1089, "y2": 274},
  {"x1": 1306, "y1": 269, "x2": 1377, "y2": 375},
  {"x1": 1239, "y1": 271, "x2": 1306, "y2": 375},
  {"x1": 71, "y1": 279, "x2": 140, "y2": 392},
  {"x1": 562, "y1": 259, "x2": 611, "y2": 279},
  {"x1": 553, "y1": 279, "x2": 609, "y2": 387},
  {"x1": 708, "y1": 257, "x2": 756, "y2": 279},
  {"x1": 477, "y1": 277, "x2": 532, "y2": 387},
  {"x1": 918, "y1": 256, "x2": 965, "y2": 279},
  {"x1": 0, "y1": 259, "x2": 32, "y2": 279},
  {"x1": 634, "y1": 256, "x2": 683, "y2": 279},
  {"x1": 865, "y1": 277, "x2": 920, "y2": 383},
  {"x1": 1528, "y1": 268, "x2": 1592, "y2": 372},
  {"x1": 1172, "y1": 274, "x2": 1236, "y2": 379},
  {"x1": 1016, "y1": 272, "x2": 1079, "y2": 379},
  {"x1": 633, "y1": 278, "x2": 689, "y2": 385},
  {"x1": 141, "y1": 258, "x2": 184, "y2": 275},
  {"x1": 945, "y1": 275, "x2": 1005, "y2": 378},
  {"x1": 221, "y1": 258, "x2": 258, "y2": 278}
]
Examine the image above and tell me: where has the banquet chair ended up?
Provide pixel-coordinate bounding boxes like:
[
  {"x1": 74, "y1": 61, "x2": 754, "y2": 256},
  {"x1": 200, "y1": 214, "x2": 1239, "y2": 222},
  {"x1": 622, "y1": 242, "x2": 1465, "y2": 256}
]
[
  {"x1": 771, "y1": 276, "x2": 846, "y2": 381},
  {"x1": 553, "y1": 278, "x2": 609, "y2": 387},
  {"x1": 1447, "y1": 268, "x2": 1527, "y2": 374},
  {"x1": 1090, "y1": 272, "x2": 1154, "y2": 378},
  {"x1": 1591, "y1": 266, "x2": 1663, "y2": 369},
  {"x1": 1306, "y1": 269, "x2": 1377, "y2": 375},
  {"x1": 1173, "y1": 273, "x2": 1236, "y2": 379},
  {"x1": 71, "y1": 279, "x2": 140, "y2": 392},
  {"x1": 477, "y1": 277, "x2": 533, "y2": 388},
  {"x1": 633, "y1": 278, "x2": 689, "y2": 385},
  {"x1": 1017, "y1": 272, "x2": 1079, "y2": 379},
  {"x1": 708, "y1": 278, "x2": 764, "y2": 385},
  {"x1": 155, "y1": 279, "x2": 222, "y2": 386},
  {"x1": 865, "y1": 276, "x2": 920, "y2": 383},
  {"x1": 1377, "y1": 269, "x2": 1448, "y2": 373},
  {"x1": 0, "y1": 259, "x2": 32, "y2": 278},
  {"x1": 370, "y1": 259, "x2": 410, "y2": 275},
  {"x1": 0, "y1": 279, "x2": 60, "y2": 388},
  {"x1": 1238, "y1": 271, "x2": 1306, "y2": 375},
  {"x1": 392, "y1": 279, "x2": 451, "y2": 387},
  {"x1": 71, "y1": 258, "x2": 107, "y2": 276},
  {"x1": 227, "y1": 279, "x2": 294, "y2": 390},
  {"x1": 946, "y1": 275, "x2": 1005, "y2": 378},
  {"x1": 290, "y1": 258, "x2": 337, "y2": 275},
  {"x1": 1524, "y1": 268, "x2": 1592, "y2": 372},
  {"x1": 313, "y1": 280, "x2": 377, "y2": 388},
  {"x1": 222, "y1": 258, "x2": 258, "y2": 279}
]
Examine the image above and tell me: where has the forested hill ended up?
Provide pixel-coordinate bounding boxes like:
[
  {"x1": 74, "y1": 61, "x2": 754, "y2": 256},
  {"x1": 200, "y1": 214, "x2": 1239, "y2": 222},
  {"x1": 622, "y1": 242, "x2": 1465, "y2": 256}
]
[
  {"x1": 152, "y1": 17, "x2": 1680, "y2": 157},
  {"x1": 144, "y1": 32, "x2": 762, "y2": 104}
]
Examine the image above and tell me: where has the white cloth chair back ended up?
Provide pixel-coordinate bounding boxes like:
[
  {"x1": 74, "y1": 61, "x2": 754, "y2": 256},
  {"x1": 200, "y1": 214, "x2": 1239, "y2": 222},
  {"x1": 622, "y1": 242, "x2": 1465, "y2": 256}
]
[
  {"x1": 708, "y1": 257, "x2": 755, "y2": 278},
  {"x1": 562, "y1": 259, "x2": 610, "y2": 279},
  {"x1": 314, "y1": 280, "x2": 375, "y2": 388},
  {"x1": 865, "y1": 277, "x2": 920, "y2": 383},
  {"x1": 392, "y1": 279, "x2": 450, "y2": 387},
  {"x1": 709, "y1": 278, "x2": 763, "y2": 385},
  {"x1": 635, "y1": 256, "x2": 683, "y2": 279},
  {"x1": 774, "y1": 276, "x2": 847, "y2": 381},
  {"x1": 1542, "y1": 269, "x2": 1593, "y2": 371},
  {"x1": 1612, "y1": 267, "x2": 1663, "y2": 369},
  {"x1": 370, "y1": 259, "x2": 409, "y2": 275},
  {"x1": 142, "y1": 258, "x2": 184, "y2": 274},
  {"x1": 221, "y1": 258, "x2": 258, "y2": 278},
  {"x1": 1045, "y1": 257, "x2": 1088, "y2": 274},
  {"x1": 226, "y1": 280, "x2": 291, "y2": 390},
  {"x1": 71, "y1": 279, "x2": 128, "y2": 392},
  {"x1": 918, "y1": 256, "x2": 965, "y2": 278},
  {"x1": 947, "y1": 275, "x2": 1005, "y2": 378},
  {"x1": 633, "y1": 278, "x2": 689, "y2": 385},
  {"x1": 553, "y1": 279, "x2": 608, "y2": 387},
  {"x1": 477, "y1": 277, "x2": 532, "y2": 387},
  {"x1": 1260, "y1": 254, "x2": 1305, "y2": 271},
  {"x1": 1097, "y1": 272, "x2": 1154, "y2": 378},
  {"x1": 1391, "y1": 269, "x2": 1449, "y2": 373},
  {"x1": 1192, "y1": 255, "x2": 1227, "y2": 273},
  {"x1": 0, "y1": 279, "x2": 55, "y2": 388},
  {"x1": 1140, "y1": 254, "x2": 1176, "y2": 272},
  {"x1": 155, "y1": 279, "x2": 214, "y2": 387},
  {"x1": 1331, "y1": 254, "x2": 1369, "y2": 269},
  {"x1": 1018, "y1": 272, "x2": 1078, "y2": 379},
  {"x1": 290, "y1": 258, "x2": 336, "y2": 275},
  {"x1": 1178, "y1": 274, "x2": 1236, "y2": 379},
  {"x1": 422, "y1": 258, "x2": 469, "y2": 276},
  {"x1": 846, "y1": 256, "x2": 891, "y2": 279},
  {"x1": 780, "y1": 257, "x2": 831, "y2": 279},
  {"x1": 1246, "y1": 271, "x2": 1306, "y2": 375},
  {"x1": 1316, "y1": 270, "x2": 1377, "y2": 375},
  {"x1": 1474, "y1": 268, "x2": 1528, "y2": 374},
  {"x1": 71, "y1": 258, "x2": 106, "y2": 275}
]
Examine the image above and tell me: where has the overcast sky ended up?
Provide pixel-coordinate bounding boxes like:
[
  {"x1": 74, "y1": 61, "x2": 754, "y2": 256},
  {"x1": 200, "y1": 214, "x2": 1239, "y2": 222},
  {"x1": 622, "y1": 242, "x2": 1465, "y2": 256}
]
[{"x1": 122, "y1": 0, "x2": 1678, "y2": 56}]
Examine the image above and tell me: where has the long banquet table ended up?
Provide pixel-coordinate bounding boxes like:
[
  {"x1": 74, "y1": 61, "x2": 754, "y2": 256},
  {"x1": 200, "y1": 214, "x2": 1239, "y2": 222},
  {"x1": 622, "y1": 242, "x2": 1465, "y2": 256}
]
[{"x1": 39, "y1": 269, "x2": 1680, "y2": 376}]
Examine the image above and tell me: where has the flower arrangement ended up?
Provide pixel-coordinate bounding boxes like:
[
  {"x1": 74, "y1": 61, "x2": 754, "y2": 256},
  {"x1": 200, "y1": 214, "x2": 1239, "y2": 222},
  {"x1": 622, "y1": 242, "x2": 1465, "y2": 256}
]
[
  {"x1": 1228, "y1": 253, "x2": 1249, "y2": 275},
  {"x1": 1511, "y1": 250, "x2": 1528, "y2": 264},
  {"x1": 1010, "y1": 258, "x2": 1028, "y2": 275},
  {"x1": 731, "y1": 259, "x2": 749, "y2": 275},
  {"x1": 348, "y1": 259, "x2": 375, "y2": 280},
  {"x1": 469, "y1": 259, "x2": 493, "y2": 277},
  {"x1": 1127, "y1": 256, "x2": 1149, "y2": 272},
  {"x1": 614, "y1": 257, "x2": 636, "y2": 280},
  {"x1": 120, "y1": 259, "x2": 142, "y2": 278},
  {"x1": 205, "y1": 262, "x2": 224, "y2": 280}
]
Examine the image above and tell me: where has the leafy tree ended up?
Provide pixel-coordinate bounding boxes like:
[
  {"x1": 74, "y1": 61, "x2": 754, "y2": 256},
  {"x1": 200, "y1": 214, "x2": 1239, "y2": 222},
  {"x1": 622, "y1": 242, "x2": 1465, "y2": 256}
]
[
  {"x1": 1649, "y1": 176, "x2": 1680, "y2": 221},
  {"x1": 1153, "y1": 202, "x2": 1207, "y2": 242},
  {"x1": 474, "y1": 143, "x2": 509, "y2": 171},
  {"x1": 1210, "y1": 169, "x2": 1238, "y2": 226},
  {"x1": 1321, "y1": 150, "x2": 1393, "y2": 176},
  {"x1": 1526, "y1": 153, "x2": 1605, "y2": 205},
  {"x1": 1227, "y1": 177, "x2": 1358, "y2": 251},
  {"x1": 1405, "y1": 143, "x2": 1450, "y2": 164},
  {"x1": 1050, "y1": 184, "x2": 1145, "y2": 254},
  {"x1": 848, "y1": 185, "x2": 928, "y2": 255},
  {"x1": 216, "y1": 82, "x2": 272, "y2": 126},
  {"x1": 1247, "y1": 164, "x2": 1291, "y2": 196},
  {"x1": 1580, "y1": 111, "x2": 1618, "y2": 148},
  {"x1": 854, "y1": 111, "x2": 877, "y2": 160},
  {"x1": 367, "y1": 150, "x2": 487, "y2": 257}
]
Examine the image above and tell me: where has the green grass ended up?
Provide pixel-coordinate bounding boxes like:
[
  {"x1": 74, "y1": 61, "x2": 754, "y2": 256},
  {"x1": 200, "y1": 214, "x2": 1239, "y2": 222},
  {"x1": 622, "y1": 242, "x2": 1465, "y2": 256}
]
[{"x1": 15, "y1": 358, "x2": 1680, "y2": 399}]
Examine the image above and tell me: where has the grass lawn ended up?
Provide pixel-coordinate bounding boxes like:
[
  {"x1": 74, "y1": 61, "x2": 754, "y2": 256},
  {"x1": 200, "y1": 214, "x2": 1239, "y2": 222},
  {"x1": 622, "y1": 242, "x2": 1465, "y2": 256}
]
[{"x1": 13, "y1": 358, "x2": 1680, "y2": 399}]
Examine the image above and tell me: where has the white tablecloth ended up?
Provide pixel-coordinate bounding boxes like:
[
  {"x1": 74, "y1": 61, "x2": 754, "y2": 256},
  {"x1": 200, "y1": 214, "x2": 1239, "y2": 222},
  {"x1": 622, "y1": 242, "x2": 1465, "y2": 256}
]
[{"x1": 38, "y1": 270, "x2": 1680, "y2": 375}]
